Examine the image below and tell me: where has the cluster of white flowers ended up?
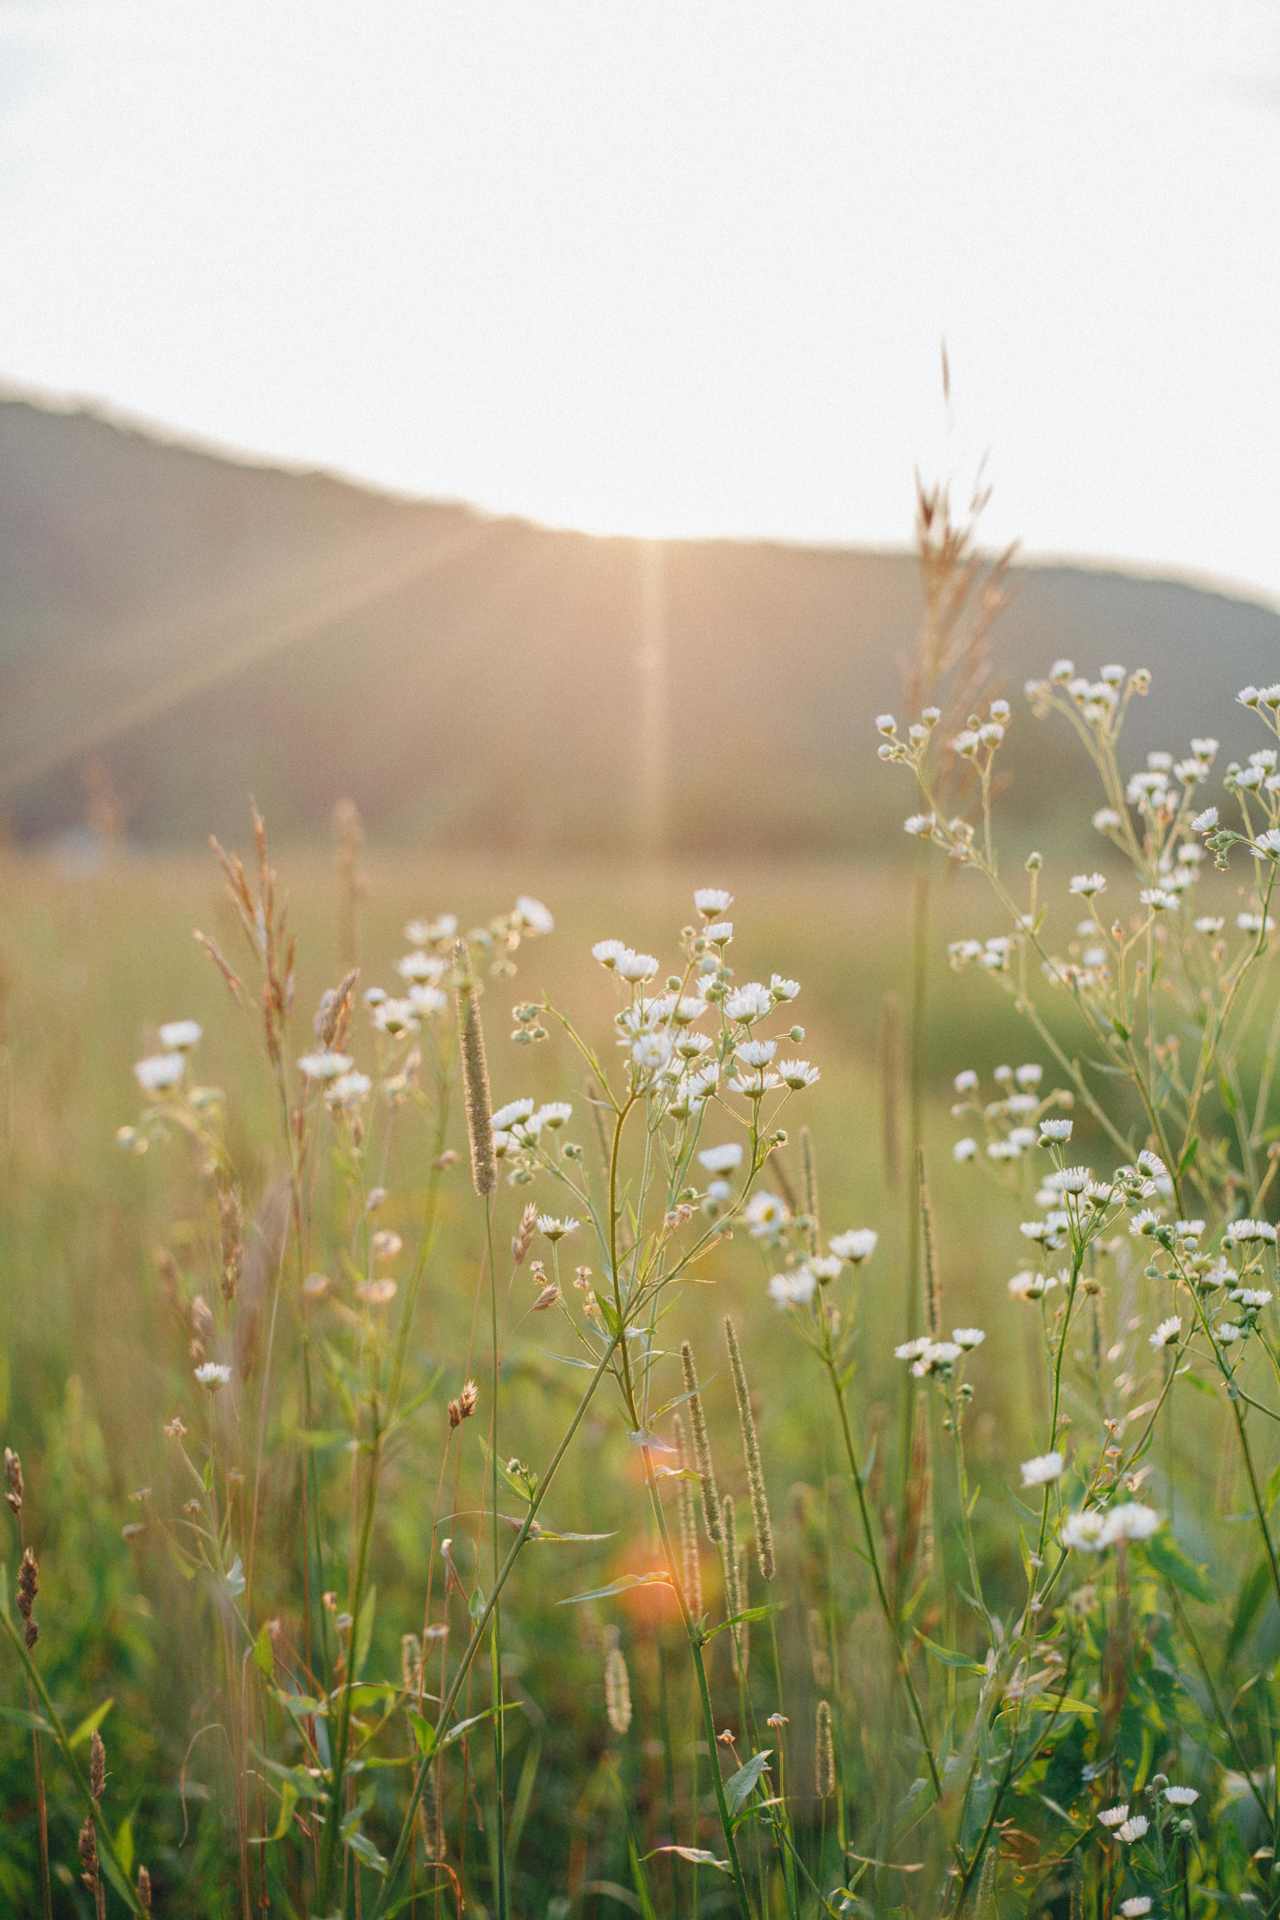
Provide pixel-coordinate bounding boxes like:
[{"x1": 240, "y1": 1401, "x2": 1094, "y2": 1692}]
[
  {"x1": 1061, "y1": 1501, "x2": 1161, "y2": 1552},
  {"x1": 766, "y1": 1227, "x2": 877, "y2": 1310},
  {"x1": 950, "y1": 1062, "x2": 1079, "y2": 1170},
  {"x1": 587, "y1": 890, "x2": 821, "y2": 1134},
  {"x1": 133, "y1": 1018, "x2": 204, "y2": 1096},
  {"x1": 1024, "y1": 660, "x2": 1151, "y2": 743},
  {"x1": 895, "y1": 1327, "x2": 984, "y2": 1378}
]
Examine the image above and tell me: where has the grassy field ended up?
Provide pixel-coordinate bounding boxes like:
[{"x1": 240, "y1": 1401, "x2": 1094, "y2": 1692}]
[{"x1": 2, "y1": 672, "x2": 1279, "y2": 1917}]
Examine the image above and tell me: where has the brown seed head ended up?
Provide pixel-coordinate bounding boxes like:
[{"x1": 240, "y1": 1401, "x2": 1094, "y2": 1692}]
[{"x1": 3, "y1": 1446, "x2": 23, "y2": 1516}]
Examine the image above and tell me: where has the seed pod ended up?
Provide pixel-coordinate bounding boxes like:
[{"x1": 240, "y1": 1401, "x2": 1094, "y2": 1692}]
[
  {"x1": 90, "y1": 1730, "x2": 106, "y2": 1802},
  {"x1": 455, "y1": 956, "x2": 496, "y2": 1199},
  {"x1": 672, "y1": 1413, "x2": 703, "y2": 1616},
  {"x1": 137, "y1": 1865, "x2": 153, "y2": 1911},
  {"x1": 4, "y1": 1446, "x2": 23, "y2": 1516},
  {"x1": 604, "y1": 1636, "x2": 633, "y2": 1735},
  {"x1": 16, "y1": 1547, "x2": 38, "y2": 1649},
  {"x1": 815, "y1": 1698, "x2": 836, "y2": 1798},
  {"x1": 400, "y1": 1632, "x2": 423, "y2": 1693},
  {"x1": 680, "y1": 1341, "x2": 721, "y2": 1545},
  {"x1": 918, "y1": 1148, "x2": 941, "y2": 1338},
  {"x1": 724, "y1": 1317, "x2": 774, "y2": 1581}
]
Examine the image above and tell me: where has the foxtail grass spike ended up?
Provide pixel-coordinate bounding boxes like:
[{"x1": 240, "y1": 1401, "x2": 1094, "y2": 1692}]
[
  {"x1": 680, "y1": 1341, "x2": 721, "y2": 1544},
  {"x1": 455, "y1": 953, "x2": 496, "y2": 1199},
  {"x1": 724, "y1": 1315, "x2": 775, "y2": 1581}
]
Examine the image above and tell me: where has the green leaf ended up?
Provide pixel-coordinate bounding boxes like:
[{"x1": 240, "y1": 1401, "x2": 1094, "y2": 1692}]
[
  {"x1": 1143, "y1": 1531, "x2": 1215, "y2": 1604},
  {"x1": 704, "y1": 1602, "x2": 786, "y2": 1642},
  {"x1": 558, "y1": 1571, "x2": 672, "y2": 1606},
  {"x1": 915, "y1": 1633, "x2": 985, "y2": 1674},
  {"x1": 594, "y1": 1292, "x2": 623, "y2": 1338},
  {"x1": 68, "y1": 1697, "x2": 114, "y2": 1749},
  {"x1": 724, "y1": 1748, "x2": 772, "y2": 1815},
  {"x1": 409, "y1": 1710, "x2": 436, "y2": 1757},
  {"x1": 440, "y1": 1702, "x2": 518, "y2": 1750},
  {"x1": 343, "y1": 1825, "x2": 389, "y2": 1875},
  {"x1": 252, "y1": 1622, "x2": 275, "y2": 1679},
  {"x1": 115, "y1": 1810, "x2": 135, "y2": 1879},
  {"x1": 0, "y1": 1705, "x2": 52, "y2": 1733},
  {"x1": 1024, "y1": 1694, "x2": 1097, "y2": 1718}
]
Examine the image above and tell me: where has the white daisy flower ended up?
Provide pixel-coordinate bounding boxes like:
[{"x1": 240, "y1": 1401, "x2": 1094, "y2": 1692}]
[
  {"x1": 1103, "y1": 1502, "x2": 1161, "y2": 1544},
  {"x1": 1040, "y1": 1118, "x2": 1073, "y2": 1143},
  {"x1": 1163, "y1": 1786, "x2": 1198, "y2": 1807},
  {"x1": 1069, "y1": 873, "x2": 1107, "y2": 897},
  {"x1": 698, "y1": 1143, "x2": 744, "y2": 1175},
  {"x1": 373, "y1": 997, "x2": 420, "y2": 1034},
  {"x1": 593, "y1": 939, "x2": 628, "y2": 968},
  {"x1": 1097, "y1": 1804, "x2": 1130, "y2": 1829},
  {"x1": 397, "y1": 950, "x2": 446, "y2": 983},
  {"x1": 631, "y1": 1034, "x2": 672, "y2": 1073},
  {"x1": 409, "y1": 985, "x2": 448, "y2": 1018},
  {"x1": 768, "y1": 1266, "x2": 816, "y2": 1308},
  {"x1": 744, "y1": 1191, "x2": 789, "y2": 1239},
  {"x1": 159, "y1": 1020, "x2": 202, "y2": 1052},
  {"x1": 953, "y1": 1137, "x2": 978, "y2": 1163},
  {"x1": 1150, "y1": 1316, "x2": 1181, "y2": 1349},
  {"x1": 694, "y1": 887, "x2": 733, "y2": 916},
  {"x1": 297, "y1": 1050, "x2": 354, "y2": 1082},
  {"x1": 1061, "y1": 1509, "x2": 1109, "y2": 1552},
  {"x1": 1117, "y1": 1814, "x2": 1149, "y2": 1844},
  {"x1": 829, "y1": 1229, "x2": 877, "y2": 1264},
  {"x1": 952, "y1": 1327, "x2": 985, "y2": 1350},
  {"x1": 134, "y1": 1052, "x2": 186, "y2": 1094},
  {"x1": 778, "y1": 1058, "x2": 820, "y2": 1089},
  {"x1": 326, "y1": 1071, "x2": 372, "y2": 1109},
  {"x1": 1020, "y1": 1451, "x2": 1064, "y2": 1487},
  {"x1": 536, "y1": 1215, "x2": 579, "y2": 1242},
  {"x1": 194, "y1": 1362, "x2": 232, "y2": 1390},
  {"x1": 725, "y1": 981, "x2": 774, "y2": 1023},
  {"x1": 616, "y1": 949, "x2": 660, "y2": 983},
  {"x1": 1120, "y1": 1901, "x2": 1152, "y2": 1917},
  {"x1": 514, "y1": 895, "x2": 554, "y2": 935}
]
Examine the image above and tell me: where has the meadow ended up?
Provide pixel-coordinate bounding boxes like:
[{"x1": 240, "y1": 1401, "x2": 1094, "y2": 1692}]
[{"x1": 2, "y1": 654, "x2": 1280, "y2": 1919}]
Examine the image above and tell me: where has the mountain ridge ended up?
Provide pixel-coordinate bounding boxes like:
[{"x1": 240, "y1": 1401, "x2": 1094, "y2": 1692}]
[{"x1": 2, "y1": 395, "x2": 1277, "y2": 854}]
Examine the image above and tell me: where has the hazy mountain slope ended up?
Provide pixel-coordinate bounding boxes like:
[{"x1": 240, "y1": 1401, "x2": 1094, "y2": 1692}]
[{"x1": 1, "y1": 397, "x2": 1276, "y2": 853}]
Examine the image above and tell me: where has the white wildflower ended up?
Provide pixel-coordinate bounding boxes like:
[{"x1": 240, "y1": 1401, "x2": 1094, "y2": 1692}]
[
  {"x1": 159, "y1": 1020, "x2": 202, "y2": 1052},
  {"x1": 1020, "y1": 1451, "x2": 1064, "y2": 1487},
  {"x1": 829, "y1": 1229, "x2": 877, "y2": 1264},
  {"x1": 297, "y1": 1051, "x2": 354, "y2": 1082},
  {"x1": 134, "y1": 1052, "x2": 186, "y2": 1093},
  {"x1": 694, "y1": 887, "x2": 733, "y2": 916}
]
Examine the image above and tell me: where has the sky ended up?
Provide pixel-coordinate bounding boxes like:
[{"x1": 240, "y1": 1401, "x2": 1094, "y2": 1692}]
[{"x1": 2, "y1": 1, "x2": 1280, "y2": 599}]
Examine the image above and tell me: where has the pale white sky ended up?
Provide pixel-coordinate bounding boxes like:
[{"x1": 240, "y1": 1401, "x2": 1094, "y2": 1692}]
[{"x1": 2, "y1": 1, "x2": 1279, "y2": 597}]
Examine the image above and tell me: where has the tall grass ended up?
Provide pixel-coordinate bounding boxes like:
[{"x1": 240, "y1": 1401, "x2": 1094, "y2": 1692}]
[{"x1": 3, "y1": 652, "x2": 1280, "y2": 1917}]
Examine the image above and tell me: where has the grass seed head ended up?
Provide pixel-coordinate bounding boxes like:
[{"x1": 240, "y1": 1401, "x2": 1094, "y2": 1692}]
[{"x1": 680, "y1": 1340, "x2": 721, "y2": 1545}]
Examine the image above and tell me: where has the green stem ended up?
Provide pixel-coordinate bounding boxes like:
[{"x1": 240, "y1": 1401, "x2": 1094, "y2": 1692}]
[
  {"x1": 371, "y1": 1329, "x2": 626, "y2": 1916},
  {"x1": 0, "y1": 1609, "x2": 145, "y2": 1916}
]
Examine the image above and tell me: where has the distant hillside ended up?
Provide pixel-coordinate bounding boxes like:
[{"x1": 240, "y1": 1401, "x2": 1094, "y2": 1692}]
[{"x1": 1, "y1": 396, "x2": 1277, "y2": 855}]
